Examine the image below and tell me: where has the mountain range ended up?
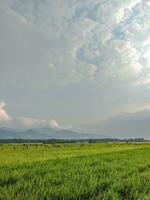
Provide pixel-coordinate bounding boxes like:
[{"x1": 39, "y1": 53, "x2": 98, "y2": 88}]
[
  {"x1": 82, "y1": 109, "x2": 150, "y2": 139},
  {"x1": 1, "y1": 109, "x2": 150, "y2": 140},
  {"x1": 0, "y1": 127, "x2": 106, "y2": 140}
]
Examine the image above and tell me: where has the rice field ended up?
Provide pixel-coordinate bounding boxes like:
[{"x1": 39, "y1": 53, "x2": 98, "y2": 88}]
[{"x1": 0, "y1": 143, "x2": 150, "y2": 200}]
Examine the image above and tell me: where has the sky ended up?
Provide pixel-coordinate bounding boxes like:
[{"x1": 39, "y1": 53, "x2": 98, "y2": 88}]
[{"x1": 0, "y1": 0, "x2": 150, "y2": 138}]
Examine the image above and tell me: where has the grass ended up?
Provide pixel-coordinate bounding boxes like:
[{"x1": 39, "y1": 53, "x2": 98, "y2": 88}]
[{"x1": 0, "y1": 143, "x2": 150, "y2": 200}]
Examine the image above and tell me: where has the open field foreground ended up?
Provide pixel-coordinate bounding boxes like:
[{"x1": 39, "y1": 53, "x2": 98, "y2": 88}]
[{"x1": 0, "y1": 143, "x2": 150, "y2": 200}]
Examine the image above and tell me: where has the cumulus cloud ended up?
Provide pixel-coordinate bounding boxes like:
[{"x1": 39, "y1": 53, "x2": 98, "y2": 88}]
[
  {"x1": 48, "y1": 119, "x2": 61, "y2": 129},
  {"x1": 0, "y1": 100, "x2": 64, "y2": 130},
  {"x1": 19, "y1": 117, "x2": 46, "y2": 127},
  {"x1": 10, "y1": 0, "x2": 149, "y2": 88},
  {"x1": 0, "y1": 0, "x2": 149, "y2": 131},
  {"x1": 18, "y1": 117, "x2": 61, "y2": 129},
  {"x1": 0, "y1": 100, "x2": 70, "y2": 130},
  {"x1": 0, "y1": 100, "x2": 11, "y2": 123}
]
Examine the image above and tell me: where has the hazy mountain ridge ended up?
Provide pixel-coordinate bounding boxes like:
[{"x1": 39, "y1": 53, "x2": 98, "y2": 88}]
[
  {"x1": 0, "y1": 127, "x2": 106, "y2": 140},
  {"x1": 1, "y1": 109, "x2": 150, "y2": 140},
  {"x1": 83, "y1": 109, "x2": 150, "y2": 139}
]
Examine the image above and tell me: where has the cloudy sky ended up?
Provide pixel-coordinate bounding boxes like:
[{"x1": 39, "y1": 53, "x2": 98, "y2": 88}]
[{"x1": 0, "y1": 0, "x2": 150, "y2": 138}]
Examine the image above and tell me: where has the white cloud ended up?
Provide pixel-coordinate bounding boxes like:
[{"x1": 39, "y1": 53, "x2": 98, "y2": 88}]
[
  {"x1": 88, "y1": 64, "x2": 97, "y2": 79},
  {"x1": 0, "y1": 0, "x2": 145, "y2": 89},
  {"x1": 48, "y1": 119, "x2": 61, "y2": 129},
  {"x1": 18, "y1": 116, "x2": 75, "y2": 130},
  {"x1": 18, "y1": 117, "x2": 61, "y2": 129},
  {"x1": 17, "y1": 116, "x2": 75, "y2": 130},
  {"x1": 0, "y1": 100, "x2": 11, "y2": 123},
  {"x1": 0, "y1": 100, "x2": 70, "y2": 130},
  {"x1": 0, "y1": 99, "x2": 64, "y2": 129},
  {"x1": 19, "y1": 117, "x2": 46, "y2": 127},
  {"x1": 0, "y1": 0, "x2": 149, "y2": 128}
]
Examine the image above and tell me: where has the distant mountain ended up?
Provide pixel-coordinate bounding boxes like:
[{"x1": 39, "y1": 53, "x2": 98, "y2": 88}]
[
  {"x1": 0, "y1": 128, "x2": 20, "y2": 139},
  {"x1": 82, "y1": 109, "x2": 150, "y2": 139},
  {"x1": 0, "y1": 127, "x2": 106, "y2": 140},
  {"x1": 0, "y1": 127, "x2": 50, "y2": 140}
]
